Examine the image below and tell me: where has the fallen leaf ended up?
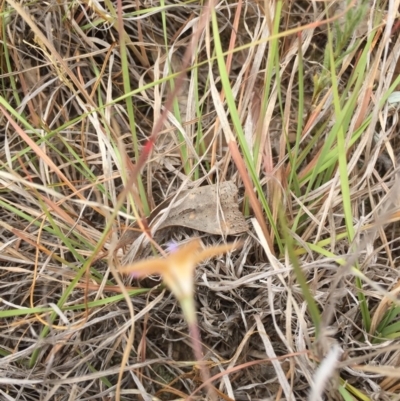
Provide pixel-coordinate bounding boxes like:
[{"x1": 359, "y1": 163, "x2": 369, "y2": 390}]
[
  {"x1": 155, "y1": 181, "x2": 248, "y2": 235},
  {"x1": 116, "y1": 181, "x2": 248, "y2": 251}
]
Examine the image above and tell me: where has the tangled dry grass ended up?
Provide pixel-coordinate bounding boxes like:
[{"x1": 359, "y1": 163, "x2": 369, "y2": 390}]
[{"x1": 1, "y1": 0, "x2": 400, "y2": 400}]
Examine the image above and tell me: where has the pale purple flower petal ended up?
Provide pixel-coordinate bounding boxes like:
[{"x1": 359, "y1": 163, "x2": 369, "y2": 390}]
[{"x1": 166, "y1": 241, "x2": 179, "y2": 253}]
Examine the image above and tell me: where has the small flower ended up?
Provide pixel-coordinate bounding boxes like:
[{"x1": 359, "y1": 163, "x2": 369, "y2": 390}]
[
  {"x1": 119, "y1": 238, "x2": 242, "y2": 323},
  {"x1": 119, "y1": 238, "x2": 242, "y2": 400},
  {"x1": 166, "y1": 241, "x2": 179, "y2": 254}
]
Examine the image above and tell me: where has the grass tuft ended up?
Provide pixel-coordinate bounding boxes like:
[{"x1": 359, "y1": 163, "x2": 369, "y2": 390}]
[{"x1": 1, "y1": 0, "x2": 400, "y2": 400}]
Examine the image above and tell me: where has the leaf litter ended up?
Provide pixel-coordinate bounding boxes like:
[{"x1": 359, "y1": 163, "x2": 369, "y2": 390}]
[{"x1": 1, "y1": 1, "x2": 400, "y2": 401}]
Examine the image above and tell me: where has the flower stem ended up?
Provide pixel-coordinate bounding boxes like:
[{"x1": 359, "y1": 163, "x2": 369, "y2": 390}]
[{"x1": 181, "y1": 297, "x2": 217, "y2": 401}]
